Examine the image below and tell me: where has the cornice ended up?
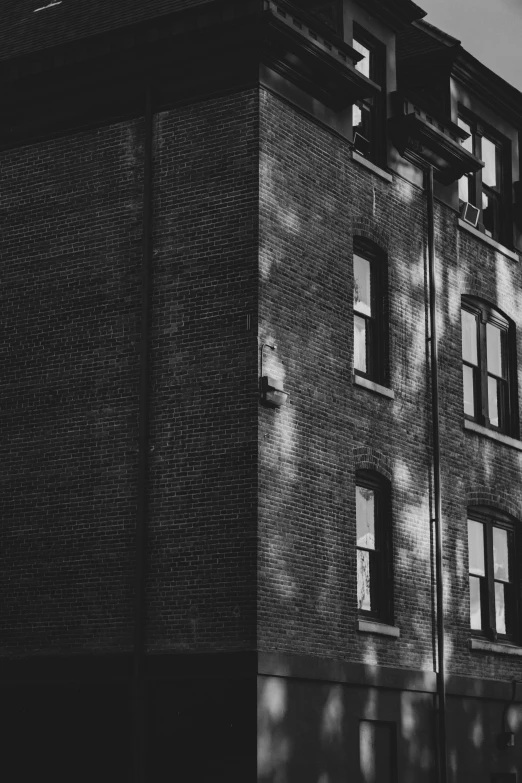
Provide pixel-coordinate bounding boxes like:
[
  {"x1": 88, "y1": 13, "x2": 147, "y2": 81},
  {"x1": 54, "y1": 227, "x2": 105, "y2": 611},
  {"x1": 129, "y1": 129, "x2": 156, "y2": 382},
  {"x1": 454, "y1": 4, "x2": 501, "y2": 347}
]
[
  {"x1": 453, "y1": 53, "x2": 522, "y2": 128},
  {"x1": 353, "y1": 0, "x2": 426, "y2": 31}
]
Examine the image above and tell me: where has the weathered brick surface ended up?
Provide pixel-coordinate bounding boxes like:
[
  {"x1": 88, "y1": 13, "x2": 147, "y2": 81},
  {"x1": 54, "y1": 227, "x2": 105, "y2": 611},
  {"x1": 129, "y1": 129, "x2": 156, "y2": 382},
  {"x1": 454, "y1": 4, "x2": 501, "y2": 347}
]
[
  {"x1": 0, "y1": 88, "x2": 259, "y2": 656},
  {"x1": 0, "y1": 121, "x2": 144, "y2": 653},
  {"x1": 146, "y1": 90, "x2": 259, "y2": 651},
  {"x1": 258, "y1": 86, "x2": 522, "y2": 682}
]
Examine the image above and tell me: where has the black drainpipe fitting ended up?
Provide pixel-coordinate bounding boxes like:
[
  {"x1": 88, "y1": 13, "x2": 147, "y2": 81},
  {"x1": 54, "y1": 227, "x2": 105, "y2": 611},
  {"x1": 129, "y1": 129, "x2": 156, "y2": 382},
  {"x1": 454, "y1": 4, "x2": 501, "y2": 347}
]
[
  {"x1": 427, "y1": 165, "x2": 448, "y2": 783},
  {"x1": 132, "y1": 83, "x2": 153, "y2": 783}
]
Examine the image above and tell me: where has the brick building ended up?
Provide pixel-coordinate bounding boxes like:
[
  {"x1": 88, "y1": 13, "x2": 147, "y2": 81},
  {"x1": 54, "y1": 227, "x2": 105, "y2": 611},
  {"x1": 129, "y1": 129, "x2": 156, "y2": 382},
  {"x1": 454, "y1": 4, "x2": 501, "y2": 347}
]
[{"x1": 1, "y1": 1, "x2": 522, "y2": 781}]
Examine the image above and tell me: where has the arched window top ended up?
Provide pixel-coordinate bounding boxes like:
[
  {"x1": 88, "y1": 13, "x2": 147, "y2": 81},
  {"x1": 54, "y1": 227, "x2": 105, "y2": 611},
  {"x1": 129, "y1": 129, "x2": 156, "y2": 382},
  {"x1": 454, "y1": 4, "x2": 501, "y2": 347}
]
[
  {"x1": 461, "y1": 295, "x2": 512, "y2": 328},
  {"x1": 354, "y1": 236, "x2": 386, "y2": 263}
]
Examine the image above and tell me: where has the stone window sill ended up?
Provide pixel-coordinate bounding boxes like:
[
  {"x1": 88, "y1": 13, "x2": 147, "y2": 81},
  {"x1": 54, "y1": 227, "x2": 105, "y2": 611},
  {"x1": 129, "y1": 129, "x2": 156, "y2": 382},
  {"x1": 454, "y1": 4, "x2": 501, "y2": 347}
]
[
  {"x1": 458, "y1": 218, "x2": 519, "y2": 262},
  {"x1": 354, "y1": 374, "x2": 395, "y2": 399},
  {"x1": 463, "y1": 419, "x2": 522, "y2": 451},
  {"x1": 357, "y1": 619, "x2": 400, "y2": 638},
  {"x1": 469, "y1": 638, "x2": 522, "y2": 657},
  {"x1": 352, "y1": 151, "x2": 393, "y2": 183}
]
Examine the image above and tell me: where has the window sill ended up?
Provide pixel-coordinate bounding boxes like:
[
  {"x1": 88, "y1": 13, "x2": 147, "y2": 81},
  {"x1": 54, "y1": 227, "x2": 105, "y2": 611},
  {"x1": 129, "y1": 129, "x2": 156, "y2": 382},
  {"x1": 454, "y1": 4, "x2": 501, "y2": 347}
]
[
  {"x1": 352, "y1": 151, "x2": 393, "y2": 183},
  {"x1": 354, "y1": 374, "x2": 395, "y2": 399},
  {"x1": 463, "y1": 419, "x2": 522, "y2": 451},
  {"x1": 357, "y1": 619, "x2": 400, "y2": 638},
  {"x1": 458, "y1": 219, "x2": 519, "y2": 262},
  {"x1": 469, "y1": 638, "x2": 522, "y2": 657}
]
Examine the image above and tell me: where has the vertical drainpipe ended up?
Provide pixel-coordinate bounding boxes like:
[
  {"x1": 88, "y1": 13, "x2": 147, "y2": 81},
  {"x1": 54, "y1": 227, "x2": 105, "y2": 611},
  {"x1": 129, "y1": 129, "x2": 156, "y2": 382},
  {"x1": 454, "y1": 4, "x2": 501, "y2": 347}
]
[
  {"x1": 427, "y1": 165, "x2": 448, "y2": 783},
  {"x1": 133, "y1": 83, "x2": 153, "y2": 783}
]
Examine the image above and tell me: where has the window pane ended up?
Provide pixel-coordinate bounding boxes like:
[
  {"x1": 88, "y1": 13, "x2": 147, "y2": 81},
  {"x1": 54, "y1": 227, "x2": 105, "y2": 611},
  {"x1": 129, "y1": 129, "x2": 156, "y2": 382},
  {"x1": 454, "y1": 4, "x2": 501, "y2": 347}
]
[
  {"x1": 357, "y1": 549, "x2": 372, "y2": 612},
  {"x1": 488, "y1": 376, "x2": 499, "y2": 427},
  {"x1": 482, "y1": 136, "x2": 498, "y2": 188},
  {"x1": 354, "y1": 315, "x2": 367, "y2": 373},
  {"x1": 353, "y1": 103, "x2": 362, "y2": 128},
  {"x1": 461, "y1": 310, "x2": 478, "y2": 365},
  {"x1": 486, "y1": 322, "x2": 503, "y2": 378},
  {"x1": 356, "y1": 486, "x2": 375, "y2": 549},
  {"x1": 463, "y1": 365, "x2": 475, "y2": 417},
  {"x1": 495, "y1": 582, "x2": 506, "y2": 635},
  {"x1": 353, "y1": 39, "x2": 370, "y2": 78},
  {"x1": 469, "y1": 575, "x2": 482, "y2": 630},
  {"x1": 354, "y1": 256, "x2": 372, "y2": 316},
  {"x1": 493, "y1": 527, "x2": 509, "y2": 581},
  {"x1": 458, "y1": 175, "x2": 469, "y2": 203},
  {"x1": 468, "y1": 519, "x2": 485, "y2": 575},
  {"x1": 458, "y1": 118, "x2": 472, "y2": 153}
]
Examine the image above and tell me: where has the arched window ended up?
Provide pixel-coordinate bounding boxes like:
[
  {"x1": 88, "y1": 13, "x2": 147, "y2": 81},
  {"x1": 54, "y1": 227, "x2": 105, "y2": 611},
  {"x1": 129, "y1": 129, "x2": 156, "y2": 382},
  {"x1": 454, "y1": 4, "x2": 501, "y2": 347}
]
[
  {"x1": 461, "y1": 296, "x2": 518, "y2": 435},
  {"x1": 353, "y1": 238, "x2": 388, "y2": 385},
  {"x1": 356, "y1": 470, "x2": 393, "y2": 622},
  {"x1": 468, "y1": 507, "x2": 519, "y2": 642}
]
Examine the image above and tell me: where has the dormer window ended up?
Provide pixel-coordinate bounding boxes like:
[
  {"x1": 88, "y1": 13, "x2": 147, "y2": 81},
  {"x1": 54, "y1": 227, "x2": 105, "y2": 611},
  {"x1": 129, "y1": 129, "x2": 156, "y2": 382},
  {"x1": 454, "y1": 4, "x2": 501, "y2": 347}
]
[
  {"x1": 352, "y1": 27, "x2": 386, "y2": 165},
  {"x1": 458, "y1": 115, "x2": 510, "y2": 244}
]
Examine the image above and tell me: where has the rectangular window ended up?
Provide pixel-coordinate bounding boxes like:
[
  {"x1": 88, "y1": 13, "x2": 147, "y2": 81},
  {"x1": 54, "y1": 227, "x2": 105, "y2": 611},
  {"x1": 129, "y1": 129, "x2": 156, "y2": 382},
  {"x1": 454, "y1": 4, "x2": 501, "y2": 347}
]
[
  {"x1": 356, "y1": 472, "x2": 392, "y2": 622},
  {"x1": 461, "y1": 298, "x2": 516, "y2": 436},
  {"x1": 458, "y1": 114, "x2": 510, "y2": 244},
  {"x1": 352, "y1": 27, "x2": 386, "y2": 165},
  {"x1": 468, "y1": 511, "x2": 518, "y2": 642},
  {"x1": 353, "y1": 242, "x2": 387, "y2": 385}
]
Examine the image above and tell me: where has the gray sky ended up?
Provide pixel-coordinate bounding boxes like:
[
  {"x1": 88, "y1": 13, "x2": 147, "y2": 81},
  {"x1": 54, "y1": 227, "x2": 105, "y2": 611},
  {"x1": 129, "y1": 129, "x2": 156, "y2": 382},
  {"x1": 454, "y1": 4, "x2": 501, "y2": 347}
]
[{"x1": 417, "y1": 0, "x2": 522, "y2": 92}]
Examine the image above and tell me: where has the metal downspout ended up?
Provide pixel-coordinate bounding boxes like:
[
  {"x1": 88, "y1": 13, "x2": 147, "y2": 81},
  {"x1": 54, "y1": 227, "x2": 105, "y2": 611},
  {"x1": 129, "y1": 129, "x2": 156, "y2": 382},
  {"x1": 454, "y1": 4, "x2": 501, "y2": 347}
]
[
  {"x1": 427, "y1": 165, "x2": 448, "y2": 783},
  {"x1": 133, "y1": 83, "x2": 153, "y2": 783}
]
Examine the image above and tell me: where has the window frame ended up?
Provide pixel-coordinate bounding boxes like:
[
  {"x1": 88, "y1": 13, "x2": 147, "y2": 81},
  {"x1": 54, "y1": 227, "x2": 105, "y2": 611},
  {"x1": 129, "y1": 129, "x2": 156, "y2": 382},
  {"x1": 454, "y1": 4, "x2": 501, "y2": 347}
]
[
  {"x1": 461, "y1": 296, "x2": 518, "y2": 437},
  {"x1": 458, "y1": 111, "x2": 512, "y2": 245},
  {"x1": 352, "y1": 24, "x2": 387, "y2": 166},
  {"x1": 353, "y1": 240, "x2": 388, "y2": 385},
  {"x1": 468, "y1": 507, "x2": 520, "y2": 644},
  {"x1": 356, "y1": 470, "x2": 393, "y2": 624}
]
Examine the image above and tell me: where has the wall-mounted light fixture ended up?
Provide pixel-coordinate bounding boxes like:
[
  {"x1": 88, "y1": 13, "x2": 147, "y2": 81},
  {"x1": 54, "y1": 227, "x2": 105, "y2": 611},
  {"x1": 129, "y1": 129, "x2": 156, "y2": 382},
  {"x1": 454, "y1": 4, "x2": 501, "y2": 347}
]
[{"x1": 260, "y1": 343, "x2": 288, "y2": 408}]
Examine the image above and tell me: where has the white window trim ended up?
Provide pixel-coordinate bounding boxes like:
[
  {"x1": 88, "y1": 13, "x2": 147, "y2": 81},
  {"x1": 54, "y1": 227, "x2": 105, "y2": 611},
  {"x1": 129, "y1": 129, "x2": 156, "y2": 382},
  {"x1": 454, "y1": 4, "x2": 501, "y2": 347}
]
[
  {"x1": 357, "y1": 619, "x2": 400, "y2": 637},
  {"x1": 354, "y1": 374, "x2": 394, "y2": 399},
  {"x1": 352, "y1": 151, "x2": 393, "y2": 183},
  {"x1": 469, "y1": 638, "x2": 522, "y2": 657},
  {"x1": 463, "y1": 419, "x2": 522, "y2": 451}
]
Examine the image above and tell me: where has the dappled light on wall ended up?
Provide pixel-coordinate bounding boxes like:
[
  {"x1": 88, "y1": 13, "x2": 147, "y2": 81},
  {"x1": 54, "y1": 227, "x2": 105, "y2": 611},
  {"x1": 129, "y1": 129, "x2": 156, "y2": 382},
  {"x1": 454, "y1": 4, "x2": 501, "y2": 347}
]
[{"x1": 258, "y1": 677, "x2": 291, "y2": 780}]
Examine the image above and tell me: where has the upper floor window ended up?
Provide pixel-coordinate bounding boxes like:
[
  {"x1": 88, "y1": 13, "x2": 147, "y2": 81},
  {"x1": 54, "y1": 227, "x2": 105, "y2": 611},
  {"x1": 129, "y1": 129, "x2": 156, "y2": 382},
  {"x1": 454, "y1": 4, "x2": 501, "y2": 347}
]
[
  {"x1": 468, "y1": 508, "x2": 519, "y2": 642},
  {"x1": 461, "y1": 297, "x2": 518, "y2": 436},
  {"x1": 356, "y1": 471, "x2": 393, "y2": 623},
  {"x1": 352, "y1": 26, "x2": 386, "y2": 165},
  {"x1": 458, "y1": 114, "x2": 511, "y2": 244},
  {"x1": 353, "y1": 240, "x2": 388, "y2": 384}
]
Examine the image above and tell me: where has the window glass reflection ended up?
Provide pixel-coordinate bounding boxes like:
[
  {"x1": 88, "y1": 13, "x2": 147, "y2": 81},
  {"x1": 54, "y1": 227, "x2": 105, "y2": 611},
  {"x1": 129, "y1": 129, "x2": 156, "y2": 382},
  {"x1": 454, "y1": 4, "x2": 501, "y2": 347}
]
[
  {"x1": 354, "y1": 256, "x2": 372, "y2": 315},
  {"x1": 482, "y1": 136, "x2": 497, "y2": 187},
  {"x1": 357, "y1": 549, "x2": 372, "y2": 611},
  {"x1": 356, "y1": 486, "x2": 375, "y2": 549},
  {"x1": 354, "y1": 315, "x2": 367, "y2": 373},
  {"x1": 463, "y1": 365, "x2": 475, "y2": 417},
  {"x1": 468, "y1": 520, "x2": 485, "y2": 575},
  {"x1": 488, "y1": 376, "x2": 499, "y2": 427},
  {"x1": 493, "y1": 527, "x2": 509, "y2": 581},
  {"x1": 469, "y1": 576, "x2": 482, "y2": 630},
  {"x1": 495, "y1": 582, "x2": 506, "y2": 635},
  {"x1": 486, "y1": 323, "x2": 503, "y2": 377},
  {"x1": 353, "y1": 39, "x2": 370, "y2": 78},
  {"x1": 461, "y1": 310, "x2": 478, "y2": 364}
]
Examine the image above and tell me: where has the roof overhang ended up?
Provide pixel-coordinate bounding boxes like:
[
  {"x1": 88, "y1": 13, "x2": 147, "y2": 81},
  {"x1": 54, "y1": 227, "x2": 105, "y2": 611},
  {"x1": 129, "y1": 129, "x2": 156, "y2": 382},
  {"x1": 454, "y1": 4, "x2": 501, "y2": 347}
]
[{"x1": 389, "y1": 92, "x2": 484, "y2": 184}]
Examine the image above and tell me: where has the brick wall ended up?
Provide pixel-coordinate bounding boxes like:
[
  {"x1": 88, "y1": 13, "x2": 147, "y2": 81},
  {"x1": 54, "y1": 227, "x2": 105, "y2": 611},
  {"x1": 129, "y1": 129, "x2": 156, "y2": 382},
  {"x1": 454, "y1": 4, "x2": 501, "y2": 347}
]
[
  {"x1": 146, "y1": 89, "x2": 259, "y2": 652},
  {"x1": 258, "y1": 86, "x2": 522, "y2": 682},
  {"x1": 0, "y1": 121, "x2": 143, "y2": 653},
  {"x1": 0, "y1": 87, "x2": 259, "y2": 657}
]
